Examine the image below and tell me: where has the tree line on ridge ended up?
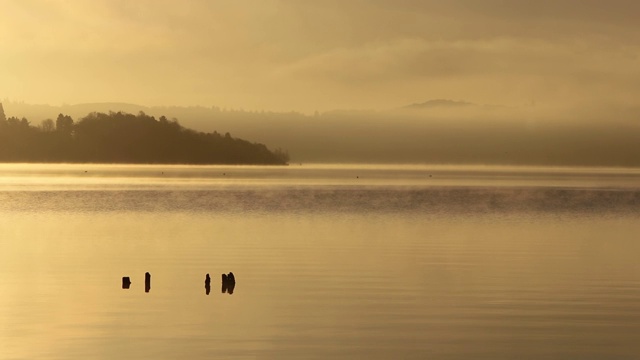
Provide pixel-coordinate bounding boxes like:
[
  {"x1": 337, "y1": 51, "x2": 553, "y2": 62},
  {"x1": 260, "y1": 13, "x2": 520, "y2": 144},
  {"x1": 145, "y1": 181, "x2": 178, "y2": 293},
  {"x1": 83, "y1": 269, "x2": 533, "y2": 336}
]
[{"x1": 0, "y1": 109, "x2": 289, "y2": 165}]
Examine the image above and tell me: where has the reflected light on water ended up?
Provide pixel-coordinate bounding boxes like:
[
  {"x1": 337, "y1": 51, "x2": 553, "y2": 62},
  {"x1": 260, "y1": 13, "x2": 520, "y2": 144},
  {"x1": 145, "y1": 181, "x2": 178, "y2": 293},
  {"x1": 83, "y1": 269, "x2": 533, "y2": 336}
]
[
  {"x1": 0, "y1": 163, "x2": 639, "y2": 359},
  {"x1": 0, "y1": 163, "x2": 639, "y2": 190}
]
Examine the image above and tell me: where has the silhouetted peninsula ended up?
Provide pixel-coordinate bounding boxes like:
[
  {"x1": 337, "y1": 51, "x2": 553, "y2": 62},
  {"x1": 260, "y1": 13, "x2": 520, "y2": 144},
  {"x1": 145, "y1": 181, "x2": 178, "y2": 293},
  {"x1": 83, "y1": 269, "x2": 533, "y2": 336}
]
[{"x1": 0, "y1": 108, "x2": 289, "y2": 165}]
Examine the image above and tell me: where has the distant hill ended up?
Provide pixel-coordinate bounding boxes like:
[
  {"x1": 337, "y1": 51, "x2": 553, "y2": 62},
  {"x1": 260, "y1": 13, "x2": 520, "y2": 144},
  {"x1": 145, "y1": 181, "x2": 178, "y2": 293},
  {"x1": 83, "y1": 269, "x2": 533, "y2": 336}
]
[
  {"x1": 403, "y1": 99, "x2": 475, "y2": 110},
  {"x1": 3, "y1": 101, "x2": 150, "y2": 122}
]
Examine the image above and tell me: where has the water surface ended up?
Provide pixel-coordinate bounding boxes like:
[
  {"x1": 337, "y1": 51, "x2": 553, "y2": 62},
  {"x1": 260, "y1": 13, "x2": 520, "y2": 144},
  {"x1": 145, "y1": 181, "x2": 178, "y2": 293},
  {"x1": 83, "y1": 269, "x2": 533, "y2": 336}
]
[{"x1": 1, "y1": 164, "x2": 639, "y2": 359}]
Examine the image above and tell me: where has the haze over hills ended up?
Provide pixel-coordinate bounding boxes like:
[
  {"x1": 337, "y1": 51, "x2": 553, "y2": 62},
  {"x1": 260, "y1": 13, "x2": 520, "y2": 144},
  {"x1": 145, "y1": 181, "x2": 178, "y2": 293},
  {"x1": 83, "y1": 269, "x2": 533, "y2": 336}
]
[
  {"x1": 403, "y1": 99, "x2": 475, "y2": 110},
  {"x1": 3, "y1": 99, "x2": 640, "y2": 167}
]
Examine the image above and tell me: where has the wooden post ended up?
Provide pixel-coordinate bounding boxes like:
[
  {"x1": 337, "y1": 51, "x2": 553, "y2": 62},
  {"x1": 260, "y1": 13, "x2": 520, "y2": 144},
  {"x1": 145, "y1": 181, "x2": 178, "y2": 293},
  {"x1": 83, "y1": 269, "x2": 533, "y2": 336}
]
[
  {"x1": 221, "y1": 272, "x2": 236, "y2": 294},
  {"x1": 205, "y1": 273, "x2": 211, "y2": 295},
  {"x1": 145, "y1": 272, "x2": 151, "y2": 293}
]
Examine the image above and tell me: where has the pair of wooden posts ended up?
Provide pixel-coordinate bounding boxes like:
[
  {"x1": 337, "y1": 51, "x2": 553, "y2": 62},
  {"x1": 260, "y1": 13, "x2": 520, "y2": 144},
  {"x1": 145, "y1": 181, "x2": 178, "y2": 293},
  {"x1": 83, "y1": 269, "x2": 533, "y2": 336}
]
[
  {"x1": 122, "y1": 272, "x2": 236, "y2": 294},
  {"x1": 121, "y1": 272, "x2": 151, "y2": 292},
  {"x1": 205, "y1": 272, "x2": 236, "y2": 295}
]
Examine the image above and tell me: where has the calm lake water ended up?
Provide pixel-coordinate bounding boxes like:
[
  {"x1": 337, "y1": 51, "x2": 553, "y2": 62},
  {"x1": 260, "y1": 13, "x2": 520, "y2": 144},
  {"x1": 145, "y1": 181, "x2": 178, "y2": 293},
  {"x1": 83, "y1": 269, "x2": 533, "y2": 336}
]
[{"x1": 1, "y1": 163, "x2": 640, "y2": 359}]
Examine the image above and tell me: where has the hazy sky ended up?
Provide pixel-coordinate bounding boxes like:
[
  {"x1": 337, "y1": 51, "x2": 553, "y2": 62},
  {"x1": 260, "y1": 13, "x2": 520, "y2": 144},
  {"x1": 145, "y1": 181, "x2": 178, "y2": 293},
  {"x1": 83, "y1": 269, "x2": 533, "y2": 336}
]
[{"x1": 1, "y1": 0, "x2": 639, "y2": 112}]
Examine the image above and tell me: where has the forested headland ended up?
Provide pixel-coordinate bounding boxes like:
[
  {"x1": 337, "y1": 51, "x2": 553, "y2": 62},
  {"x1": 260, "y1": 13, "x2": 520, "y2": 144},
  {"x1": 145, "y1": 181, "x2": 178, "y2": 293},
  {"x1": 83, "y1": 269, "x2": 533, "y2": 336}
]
[{"x1": 0, "y1": 108, "x2": 289, "y2": 165}]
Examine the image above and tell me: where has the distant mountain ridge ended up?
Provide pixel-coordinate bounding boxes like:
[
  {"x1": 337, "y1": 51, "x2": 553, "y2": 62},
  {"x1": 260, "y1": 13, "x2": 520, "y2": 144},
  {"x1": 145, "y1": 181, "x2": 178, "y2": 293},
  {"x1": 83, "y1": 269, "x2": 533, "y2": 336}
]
[
  {"x1": 3, "y1": 101, "x2": 151, "y2": 122},
  {"x1": 3, "y1": 100, "x2": 640, "y2": 167},
  {"x1": 5, "y1": 99, "x2": 485, "y2": 119},
  {"x1": 403, "y1": 99, "x2": 475, "y2": 110}
]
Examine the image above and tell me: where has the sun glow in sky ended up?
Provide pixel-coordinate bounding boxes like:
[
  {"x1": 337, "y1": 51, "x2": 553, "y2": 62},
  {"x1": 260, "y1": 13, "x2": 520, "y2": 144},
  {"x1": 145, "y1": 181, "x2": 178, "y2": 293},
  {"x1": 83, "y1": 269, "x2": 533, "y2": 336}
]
[{"x1": 1, "y1": 0, "x2": 640, "y2": 112}]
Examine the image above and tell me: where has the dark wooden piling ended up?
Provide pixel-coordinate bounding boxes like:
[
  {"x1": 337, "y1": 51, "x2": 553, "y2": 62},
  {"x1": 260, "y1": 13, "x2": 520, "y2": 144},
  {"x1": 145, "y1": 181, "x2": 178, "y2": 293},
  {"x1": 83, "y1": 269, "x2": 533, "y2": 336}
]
[
  {"x1": 122, "y1": 276, "x2": 131, "y2": 289},
  {"x1": 205, "y1": 273, "x2": 211, "y2": 295},
  {"x1": 221, "y1": 272, "x2": 236, "y2": 294},
  {"x1": 145, "y1": 272, "x2": 151, "y2": 293}
]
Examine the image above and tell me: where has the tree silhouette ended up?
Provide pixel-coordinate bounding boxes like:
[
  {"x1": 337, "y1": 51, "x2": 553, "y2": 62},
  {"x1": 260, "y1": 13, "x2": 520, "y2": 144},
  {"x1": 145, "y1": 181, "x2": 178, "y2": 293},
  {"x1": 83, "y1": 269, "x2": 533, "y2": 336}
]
[
  {"x1": 40, "y1": 119, "x2": 55, "y2": 132},
  {"x1": 0, "y1": 103, "x2": 6, "y2": 124},
  {"x1": 56, "y1": 113, "x2": 74, "y2": 137}
]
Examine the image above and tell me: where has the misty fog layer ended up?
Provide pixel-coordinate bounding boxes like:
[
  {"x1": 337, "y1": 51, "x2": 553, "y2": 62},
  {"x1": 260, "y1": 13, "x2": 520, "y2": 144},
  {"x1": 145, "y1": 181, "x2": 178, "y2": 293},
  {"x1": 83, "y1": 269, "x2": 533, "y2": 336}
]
[{"x1": 5, "y1": 101, "x2": 639, "y2": 166}]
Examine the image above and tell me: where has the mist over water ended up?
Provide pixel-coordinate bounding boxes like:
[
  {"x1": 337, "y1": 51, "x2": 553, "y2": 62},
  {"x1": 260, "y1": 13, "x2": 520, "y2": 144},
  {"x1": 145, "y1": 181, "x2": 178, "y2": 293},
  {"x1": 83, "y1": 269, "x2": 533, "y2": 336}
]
[{"x1": 1, "y1": 164, "x2": 639, "y2": 359}]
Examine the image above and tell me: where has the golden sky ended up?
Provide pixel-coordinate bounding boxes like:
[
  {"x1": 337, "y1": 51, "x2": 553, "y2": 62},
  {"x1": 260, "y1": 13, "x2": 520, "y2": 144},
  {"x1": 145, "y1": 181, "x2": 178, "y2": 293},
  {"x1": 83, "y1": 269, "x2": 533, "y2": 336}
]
[{"x1": 1, "y1": 0, "x2": 639, "y2": 112}]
